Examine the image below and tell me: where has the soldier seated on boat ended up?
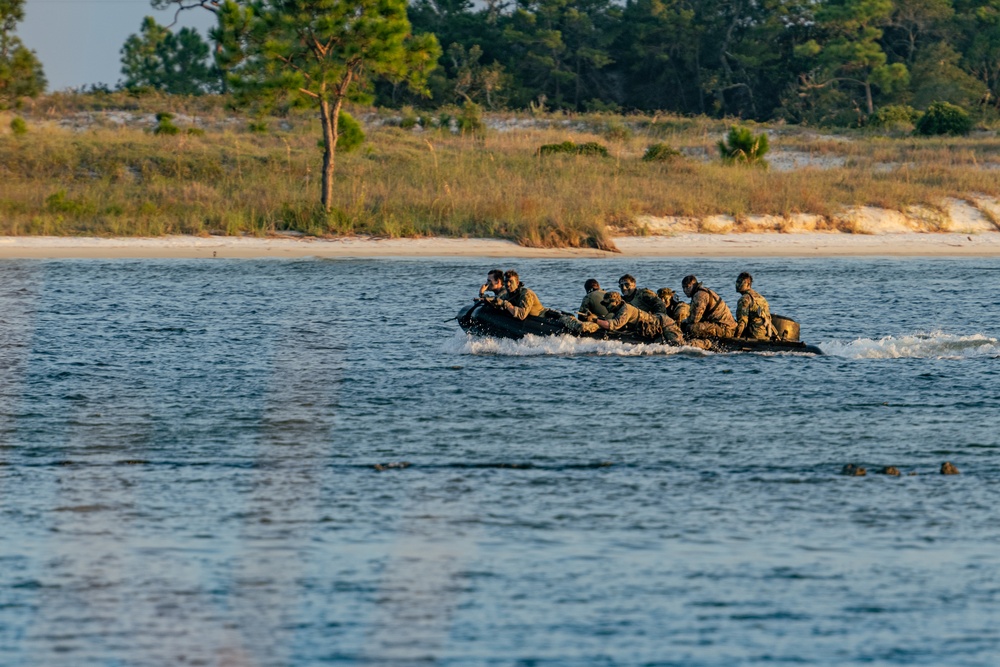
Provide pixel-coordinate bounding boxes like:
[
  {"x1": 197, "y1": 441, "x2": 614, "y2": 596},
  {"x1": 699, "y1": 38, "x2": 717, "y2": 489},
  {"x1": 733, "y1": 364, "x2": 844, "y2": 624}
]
[
  {"x1": 476, "y1": 268, "x2": 508, "y2": 306},
  {"x1": 597, "y1": 292, "x2": 686, "y2": 345},
  {"x1": 618, "y1": 274, "x2": 669, "y2": 315},
  {"x1": 497, "y1": 270, "x2": 545, "y2": 320},
  {"x1": 558, "y1": 278, "x2": 605, "y2": 334},
  {"x1": 681, "y1": 274, "x2": 737, "y2": 339},
  {"x1": 734, "y1": 272, "x2": 777, "y2": 340},
  {"x1": 657, "y1": 287, "x2": 690, "y2": 323}
]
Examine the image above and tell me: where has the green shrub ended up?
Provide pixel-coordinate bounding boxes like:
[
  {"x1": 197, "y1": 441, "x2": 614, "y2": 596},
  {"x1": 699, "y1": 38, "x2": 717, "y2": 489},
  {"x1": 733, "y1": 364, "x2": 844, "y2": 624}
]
[
  {"x1": 399, "y1": 106, "x2": 419, "y2": 129},
  {"x1": 868, "y1": 105, "x2": 919, "y2": 129},
  {"x1": 915, "y1": 101, "x2": 973, "y2": 136},
  {"x1": 576, "y1": 141, "x2": 610, "y2": 156},
  {"x1": 538, "y1": 141, "x2": 578, "y2": 155},
  {"x1": 438, "y1": 111, "x2": 454, "y2": 132},
  {"x1": 538, "y1": 141, "x2": 609, "y2": 157},
  {"x1": 154, "y1": 112, "x2": 179, "y2": 135},
  {"x1": 642, "y1": 143, "x2": 681, "y2": 162},
  {"x1": 248, "y1": 120, "x2": 269, "y2": 134},
  {"x1": 186, "y1": 127, "x2": 205, "y2": 137},
  {"x1": 10, "y1": 116, "x2": 27, "y2": 135},
  {"x1": 337, "y1": 111, "x2": 365, "y2": 152},
  {"x1": 718, "y1": 126, "x2": 769, "y2": 166},
  {"x1": 45, "y1": 190, "x2": 93, "y2": 215},
  {"x1": 457, "y1": 101, "x2": 486, "y2": 136},
  {"x1": 603, "y1": 120, "x2": 632, "y2": 142}
]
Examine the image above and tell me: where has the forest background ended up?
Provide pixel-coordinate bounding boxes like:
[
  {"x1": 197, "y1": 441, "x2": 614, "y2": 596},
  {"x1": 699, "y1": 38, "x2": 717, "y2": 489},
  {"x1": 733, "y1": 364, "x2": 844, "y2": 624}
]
[{"x1": 3, "y1": 0, "x2": 1000, "y2": 248}]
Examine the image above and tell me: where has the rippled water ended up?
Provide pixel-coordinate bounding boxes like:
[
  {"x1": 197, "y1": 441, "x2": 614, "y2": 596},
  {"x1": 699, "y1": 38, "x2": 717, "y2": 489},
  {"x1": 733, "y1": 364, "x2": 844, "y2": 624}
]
[{"x1": 1, "y1": 257, "x2": 999, "y2": 666}]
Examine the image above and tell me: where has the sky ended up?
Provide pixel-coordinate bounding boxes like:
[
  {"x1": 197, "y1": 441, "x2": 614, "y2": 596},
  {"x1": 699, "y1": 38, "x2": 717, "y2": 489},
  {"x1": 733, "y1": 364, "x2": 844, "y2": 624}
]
[{"x1": 18, "y1": 0, "x2": 218, "y2": 91}]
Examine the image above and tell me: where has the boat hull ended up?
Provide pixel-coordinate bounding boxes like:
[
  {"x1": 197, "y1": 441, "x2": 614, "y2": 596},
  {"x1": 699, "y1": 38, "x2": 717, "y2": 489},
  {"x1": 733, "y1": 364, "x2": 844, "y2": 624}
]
[{"x1": 457, "y1": 302, "x2": 824, "y2": 354}]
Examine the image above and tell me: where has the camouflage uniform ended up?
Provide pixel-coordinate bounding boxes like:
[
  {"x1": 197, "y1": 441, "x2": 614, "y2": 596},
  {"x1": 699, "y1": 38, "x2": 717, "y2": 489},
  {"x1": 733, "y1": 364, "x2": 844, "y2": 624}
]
[
  {"x1": 658, "y1": 288, "x2": 691, "y2": 324},
  {"x1": 605, "y1": 302, "x2": 685, "y2": 345},
  {"x1": 578, "y1": 289, "x2": 609, "y2": 320},
  {"x1": 624, "y1": 287, "x2": 668, "y2": 316},
  {"x1": 504, "y1": 285, "x2": 544, "y2": 320},
  {"x1": 686, "y1": 283, "x2": 736, "y2": 339},
  {"x1": 559, "y1": 315, "x2": 601, "y2": 334},
  {"x1": 734, "y1": 288, "x2": 774, "y2": 339},
  {"x1": 479, "y1": 286, "x2": 509, "y2": 308}
]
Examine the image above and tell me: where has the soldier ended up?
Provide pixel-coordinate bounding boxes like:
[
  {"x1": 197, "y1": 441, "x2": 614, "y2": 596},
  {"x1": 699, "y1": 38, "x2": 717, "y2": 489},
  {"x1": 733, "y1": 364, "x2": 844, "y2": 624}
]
[
  {"x1": 498, "y1": 270, "x2": 545, "y2": 320},
  {"x1": 733, "y1": 272, "x2": 776, "y2": 339},
  {"x1": 618, "y1": 274, "x2": 668, "y2": 315},
  {"x1": 597, "y1": 292, "x2": 686, "y2": 345},
  {"x1": 657, "y1": 287, "x2": 690, "y2": 323},
  {"x1": 681, "y1": 274, "x2": 736, "y2": 339},
  {"x1": 477, "y1": 268, "x2": 508, "y2": 305},
  {"x1": 559, "y1": 279, "x2": 605, "y2": 334},
  {"x1": 578, "y1": 278, "x2": 609, "y2": 321}
]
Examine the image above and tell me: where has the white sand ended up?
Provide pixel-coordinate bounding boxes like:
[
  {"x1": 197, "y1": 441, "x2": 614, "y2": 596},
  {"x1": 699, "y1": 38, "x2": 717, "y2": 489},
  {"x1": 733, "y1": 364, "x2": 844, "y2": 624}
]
[{"x1": 2, "y1": 232, "x2": 1000, "y2": 259}]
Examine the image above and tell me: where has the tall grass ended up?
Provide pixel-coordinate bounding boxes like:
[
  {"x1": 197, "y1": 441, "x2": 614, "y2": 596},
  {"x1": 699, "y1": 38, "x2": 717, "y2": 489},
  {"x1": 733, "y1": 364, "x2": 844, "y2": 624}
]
[{"x1": 2, "y1": 98, "x2": 1000, "y2": 248}]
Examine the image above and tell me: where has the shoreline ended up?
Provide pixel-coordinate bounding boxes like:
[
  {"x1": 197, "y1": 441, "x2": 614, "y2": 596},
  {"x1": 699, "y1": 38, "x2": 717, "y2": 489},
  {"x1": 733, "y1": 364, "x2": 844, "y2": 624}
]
[{"x1": 2, "y1": 233, "x2": 1000, "y2": 259}]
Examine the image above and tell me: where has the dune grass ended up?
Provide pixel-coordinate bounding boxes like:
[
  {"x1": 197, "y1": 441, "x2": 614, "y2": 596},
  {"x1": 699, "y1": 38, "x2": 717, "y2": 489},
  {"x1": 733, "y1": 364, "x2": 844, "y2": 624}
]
[{"x1": 2, "y1": 95, "x2": 1000, "y2": 248}]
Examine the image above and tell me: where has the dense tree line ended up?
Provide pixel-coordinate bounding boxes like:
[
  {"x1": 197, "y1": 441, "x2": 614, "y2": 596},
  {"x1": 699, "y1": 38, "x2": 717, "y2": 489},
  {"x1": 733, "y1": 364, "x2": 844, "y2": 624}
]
[{"x1": 142, "y1": 0, "x2": 1000, "y2": 123}]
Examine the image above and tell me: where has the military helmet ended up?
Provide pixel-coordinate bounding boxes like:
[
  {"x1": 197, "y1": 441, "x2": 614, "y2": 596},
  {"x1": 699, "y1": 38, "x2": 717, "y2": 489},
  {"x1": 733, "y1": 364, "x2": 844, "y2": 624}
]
[{"x1": 602, "y1": 291, "x2": 623, "y2": 309}]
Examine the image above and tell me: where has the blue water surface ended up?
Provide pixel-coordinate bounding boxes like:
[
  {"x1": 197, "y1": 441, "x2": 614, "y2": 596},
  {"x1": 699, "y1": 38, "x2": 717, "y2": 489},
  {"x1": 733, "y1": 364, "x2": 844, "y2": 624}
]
[{"x1": 1, "y1": 257, "x2": 999, "y2": 666}]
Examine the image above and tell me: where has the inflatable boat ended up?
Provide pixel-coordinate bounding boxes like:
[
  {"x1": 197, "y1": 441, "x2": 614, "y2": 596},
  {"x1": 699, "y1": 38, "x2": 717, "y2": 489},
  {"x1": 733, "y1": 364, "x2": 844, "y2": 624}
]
[{"x1": 456, "y1": 302, "x2": 824, "y2": 354}]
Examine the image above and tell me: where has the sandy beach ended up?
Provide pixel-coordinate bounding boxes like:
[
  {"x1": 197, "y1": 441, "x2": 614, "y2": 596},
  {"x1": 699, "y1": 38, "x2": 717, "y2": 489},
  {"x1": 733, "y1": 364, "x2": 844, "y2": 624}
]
[{"x1": 1, "y1": 232, "x2": 1000, "y2": 259}]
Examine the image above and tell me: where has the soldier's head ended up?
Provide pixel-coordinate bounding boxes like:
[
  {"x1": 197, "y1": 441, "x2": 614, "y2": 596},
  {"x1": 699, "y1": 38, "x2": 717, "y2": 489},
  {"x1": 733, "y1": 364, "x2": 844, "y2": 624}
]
[
  {"x1": 503, "y1": 270, "x2": 520, "y2": 292},
  {"x1": 682, "y1": 275, "x2": 698, "y2": 297},
  {"x1": 657, "y1": 287, "x2": 675, "y2": 304},
  {"x1": 601, "y1": 291, "x2": 623, "y2": 311},
  {"x1": 584, "y1": 278, "x2": 601, "y2": 293},
  {"x1": 617, "y1": 274, "x2": 636, "y2": 297},
  {"x1": 736, "y1": 272, "x2": 752, "y2": 293},
  {"x1": 486, "y1": 269, "x2": 504, "y2": 291}
]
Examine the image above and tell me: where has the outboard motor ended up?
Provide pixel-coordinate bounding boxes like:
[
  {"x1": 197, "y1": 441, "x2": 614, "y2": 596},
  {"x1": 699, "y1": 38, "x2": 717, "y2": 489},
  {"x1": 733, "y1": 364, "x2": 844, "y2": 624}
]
[{"x1": 771, "y1": 314, "x2": 800, "y2": 341}]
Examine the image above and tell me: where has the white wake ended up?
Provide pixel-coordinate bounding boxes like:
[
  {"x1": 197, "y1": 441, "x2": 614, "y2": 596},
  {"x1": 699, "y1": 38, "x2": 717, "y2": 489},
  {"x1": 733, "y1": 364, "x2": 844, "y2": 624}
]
[
  {"x1": 819, "y1": 332, "x2": 1000, "y2": 359},
  {"x1": 445, "y1": 332, "x2": 710, "y2": 357}
]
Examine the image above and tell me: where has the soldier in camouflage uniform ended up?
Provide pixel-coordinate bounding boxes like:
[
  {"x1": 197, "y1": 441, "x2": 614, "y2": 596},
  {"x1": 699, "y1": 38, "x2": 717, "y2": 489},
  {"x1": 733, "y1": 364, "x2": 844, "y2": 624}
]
[
  {"x1": 733, "y1": 272, "x2": 776, "y2": 339},
  {"x1": 597, "y1": 292, "x2": 686, "y2": 345},
  {"x1": 559, "y1": 278, "x2": 605, "y2": 334},
  {"x1": 657, "y1": 287, "x2": 691, "y2": 323},
  {"x1": 578, "y1": 279, "x2": 609, "y2": 320},
  {"x1": 681, "y1": 274, "x2": 736, "y2": 339},
  {"x1": 498, "y1": 270, "x2": 545, "y2": 320},
  {"x1": 477, "y1": 268, "x2": 508, "y2": 306},
  {"x1": 618, "y1": 274, "x2": 669, "y2": 316}
]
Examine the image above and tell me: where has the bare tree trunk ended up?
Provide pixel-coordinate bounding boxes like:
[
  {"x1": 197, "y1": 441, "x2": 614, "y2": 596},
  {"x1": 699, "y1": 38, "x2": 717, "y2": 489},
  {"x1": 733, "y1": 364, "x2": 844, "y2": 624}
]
[
  {"x1": 865, "y1": 82, "x2": 874, "y2": 115},
  {"x1": 319, "y1": 97, "x2": 341, "y2": 212}
]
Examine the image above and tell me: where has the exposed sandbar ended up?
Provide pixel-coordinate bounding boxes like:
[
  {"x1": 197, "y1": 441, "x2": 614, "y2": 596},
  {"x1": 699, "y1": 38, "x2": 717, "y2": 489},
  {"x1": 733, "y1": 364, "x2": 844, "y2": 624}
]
[{"x1": 1, "y1": 233, "x2": 1000, "y2": 259}]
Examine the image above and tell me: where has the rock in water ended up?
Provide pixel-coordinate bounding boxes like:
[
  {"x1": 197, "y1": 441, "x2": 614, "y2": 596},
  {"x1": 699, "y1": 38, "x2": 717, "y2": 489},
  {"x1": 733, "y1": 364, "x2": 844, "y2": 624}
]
[
  {"x1": 841, "y1": 464, "x2": 867, "y2": 476},
  {"x1": 940, "y1": 461, "x2": 960, "y2": 475},
  {"x1": 877, "y1": 466, "x2": 901, "y2": 476}
]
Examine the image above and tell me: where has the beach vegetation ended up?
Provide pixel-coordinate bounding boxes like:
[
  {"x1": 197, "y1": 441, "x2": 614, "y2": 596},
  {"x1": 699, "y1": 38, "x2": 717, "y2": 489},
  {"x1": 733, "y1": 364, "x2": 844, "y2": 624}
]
[
  {"x1": 4, "y1": 96, "x2": 1000, "y2": 247},
  {"x1": 153, "y1": 111, "x2": 180, "y2": 135},
  {"x1": 538, "y1": 141, "x2": 609, "y2": 157},
  {"x1": 642, "y1": 143, "x2": 681, "y2": 162},
  {"x1": 914, "y1": 101, "x2": 973, "y2": 136},
  {"x1": 718, "y1": 127, "x2": 769, "y2": 166},
  {"x1": 867, "y1": 105, "x2": 920, "y2": 130}
]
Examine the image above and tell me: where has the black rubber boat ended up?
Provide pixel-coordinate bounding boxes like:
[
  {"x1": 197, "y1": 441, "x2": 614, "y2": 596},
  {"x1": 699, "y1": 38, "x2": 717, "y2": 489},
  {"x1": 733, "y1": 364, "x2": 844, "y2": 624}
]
[{"x1": 456, "y1": 302, "x2": 824, "y2": 354}]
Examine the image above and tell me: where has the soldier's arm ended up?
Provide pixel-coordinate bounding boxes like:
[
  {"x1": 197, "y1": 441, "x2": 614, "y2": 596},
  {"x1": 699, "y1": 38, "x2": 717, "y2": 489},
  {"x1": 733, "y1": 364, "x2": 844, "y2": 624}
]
[
  {"x1": 603, "y1": 310, "x2": 629, "y2": 332},
  {"x1": 734, "y1": 295, "x2": 749, "y2": 338},
  {"x1": 507, "y1": 294, "x2": 532, "y2": 320}
]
